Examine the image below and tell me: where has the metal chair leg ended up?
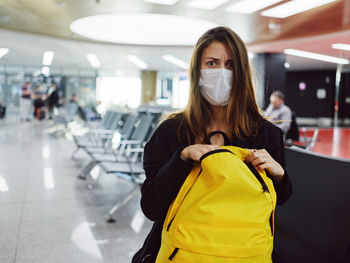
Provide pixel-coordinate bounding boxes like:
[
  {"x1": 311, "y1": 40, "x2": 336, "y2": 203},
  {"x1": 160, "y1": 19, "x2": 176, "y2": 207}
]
[
  {"x1": 77, "y1": 160, "x2": 97, "y2": 180},
  {"x1": 106, "y1": 185, "x2": 140, "y2": 223}
]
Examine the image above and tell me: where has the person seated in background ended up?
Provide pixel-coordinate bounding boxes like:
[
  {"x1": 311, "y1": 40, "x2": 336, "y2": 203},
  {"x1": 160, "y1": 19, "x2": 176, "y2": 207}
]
[
  {"x1": 69, "y1": 93, "x2": 86, "y2": 120},
  {"x1": 69, "y1": 93, "x2": 78, "y2": 104},
  {"x1": 264, "y1": 91, "x2": 292, "y2": 135}
]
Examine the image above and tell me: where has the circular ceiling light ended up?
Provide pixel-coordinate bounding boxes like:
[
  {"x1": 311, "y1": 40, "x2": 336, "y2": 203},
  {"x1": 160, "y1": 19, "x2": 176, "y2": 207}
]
[{"x1": 70, "y1": 14, "x2": 218, "y2": 46}]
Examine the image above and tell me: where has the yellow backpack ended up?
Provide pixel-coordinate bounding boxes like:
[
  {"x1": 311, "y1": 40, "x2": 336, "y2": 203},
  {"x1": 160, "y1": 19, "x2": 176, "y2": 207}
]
[{"x1": 156, "y1": 146, "x2": 277, "y2": 263}]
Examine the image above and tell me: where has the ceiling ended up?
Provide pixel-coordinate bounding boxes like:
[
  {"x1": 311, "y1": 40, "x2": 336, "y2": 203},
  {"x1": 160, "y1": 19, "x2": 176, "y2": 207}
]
[{"x1": 0, "y1": 0, "x2": 349, "y2": 74}]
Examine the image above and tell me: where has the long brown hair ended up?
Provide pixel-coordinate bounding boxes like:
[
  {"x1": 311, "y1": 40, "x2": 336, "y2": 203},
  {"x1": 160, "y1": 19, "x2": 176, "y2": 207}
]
[{"x1": 168, "y1": 26, "x2": 264, "y2": 145}]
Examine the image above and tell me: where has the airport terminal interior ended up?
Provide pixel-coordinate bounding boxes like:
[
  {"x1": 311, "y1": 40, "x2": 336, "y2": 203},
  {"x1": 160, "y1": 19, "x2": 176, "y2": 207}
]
[{"x1": 0, "y1": 0, "x2": 350, "y2": 262}]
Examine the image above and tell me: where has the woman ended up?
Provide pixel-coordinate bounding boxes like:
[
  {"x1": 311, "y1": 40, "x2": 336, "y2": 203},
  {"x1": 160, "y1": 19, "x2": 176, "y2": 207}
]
[{"x1": 133, "y1": 26, "x2": 292, "y2": 263}]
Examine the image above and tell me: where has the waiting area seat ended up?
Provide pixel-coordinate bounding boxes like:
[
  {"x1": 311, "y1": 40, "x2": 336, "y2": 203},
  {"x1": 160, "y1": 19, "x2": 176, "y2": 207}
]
[
  {"x1": 274, "y1": 146, "x2": 350, "y2": 262},
  {"x1": 66, "y1": 105, "x2": 172, "y2": 223}
]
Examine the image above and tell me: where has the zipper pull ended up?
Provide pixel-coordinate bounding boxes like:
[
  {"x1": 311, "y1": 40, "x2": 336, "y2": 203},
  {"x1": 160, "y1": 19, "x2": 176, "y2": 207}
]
[{"x1": 168, "y1": 248, "x2": 179, "y2": 261}]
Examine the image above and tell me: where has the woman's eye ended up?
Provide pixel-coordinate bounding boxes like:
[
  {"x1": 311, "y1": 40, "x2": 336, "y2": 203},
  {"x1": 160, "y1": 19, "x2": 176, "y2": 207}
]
[
  {"x1": 226, "y1": 60, "x2": 233, "y2": 69},
  {"x1": 207, "y1": 61, "x2": 216, "y2": 67}
]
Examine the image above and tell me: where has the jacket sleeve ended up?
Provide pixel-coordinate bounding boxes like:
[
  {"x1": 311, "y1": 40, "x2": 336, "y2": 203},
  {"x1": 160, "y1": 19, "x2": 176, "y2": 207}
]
[
  {"x1": 140, "y1": 120, "x2": 194, "y2": 221},
  {"x1": 264, "y1": 126, "x2": 293, "y2": 205}
]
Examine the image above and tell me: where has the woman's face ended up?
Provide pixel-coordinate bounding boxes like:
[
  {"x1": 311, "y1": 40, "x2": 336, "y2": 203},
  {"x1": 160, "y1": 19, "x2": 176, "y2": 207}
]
[{"x1": 200, "y1": 41, "x2": 233, "y2": 70}]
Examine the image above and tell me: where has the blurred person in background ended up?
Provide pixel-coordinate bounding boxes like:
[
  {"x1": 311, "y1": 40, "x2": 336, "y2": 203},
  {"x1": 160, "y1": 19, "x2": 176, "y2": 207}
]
[
  {"x1": 20, "y1": 81, "x2": 32, "y2": 121},
  {"x1": 33, "y1": 85, "x2": 45, "y2": 120},
  {"x1": 47, "y1": 83, "x2": 59, "y2": 119},
  {"x1": 69, "y1": 93, "x2": 86, "y2": 120},
  {"x1": 264, "y1": 91, "x2": 292, "y2": 135},
  {"x1": 0, "y1": 99, "x2": 6, "y2": 119}
]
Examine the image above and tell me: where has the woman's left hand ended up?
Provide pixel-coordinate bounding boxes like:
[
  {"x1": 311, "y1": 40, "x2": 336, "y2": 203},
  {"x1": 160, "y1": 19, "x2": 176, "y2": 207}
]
[{"x1": 245, "y1": 149, "x2": 284, "y2": 182}]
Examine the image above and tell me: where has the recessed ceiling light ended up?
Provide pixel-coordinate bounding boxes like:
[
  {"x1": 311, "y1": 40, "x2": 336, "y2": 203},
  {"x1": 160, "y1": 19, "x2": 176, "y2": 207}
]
[
  {"x1": 284, "y1": 62, "x2": 290, "y2": 68},
  {"x1": 226, "y1": 0, "x2": 283, "y2": 14},
  {"x1": 0, "y1": 48, "x2": 9, "y2": 59},
  {"x1": 86, "y1": 53, "x2": 101, "y2": 68},
  {"x1": 187, "y1": 0, "x2": 230, "y2": 10},
  {"x1": 332, "y1": 43, "x2": 350, "y2": 51},
  {"x1": 127, "y1": 55, "x2": 148, "y2": 69},
  {"x1": 284, "y1": 49, "x2": 349, "y2": 64},
  {"x1": 162, "y1": 55, "x2": 189, "y2": 69},
  {"x1": 144, "y1": 0, "x2": 178, "y2": 5},
  {"x1": 70, "y1": 14, "x2": 218, "y2": 46},
  {"x1": 42, "y1": 51, "x2": 54, "y2": 66},
  {"x1": 261, "y1": 0, "x2": 337, "y2": 18}
]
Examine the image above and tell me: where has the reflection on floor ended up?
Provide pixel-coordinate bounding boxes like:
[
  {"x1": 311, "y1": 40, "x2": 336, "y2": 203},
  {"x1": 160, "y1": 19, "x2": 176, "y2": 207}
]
[{"x1": 0, "y1": 119, "x2": 152, "y2": 263}]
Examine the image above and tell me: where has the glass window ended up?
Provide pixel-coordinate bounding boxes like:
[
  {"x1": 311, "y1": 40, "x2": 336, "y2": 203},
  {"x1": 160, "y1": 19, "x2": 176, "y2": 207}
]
[{"x1": 96, "y1": 77, "x2": 141, "y2": 111}]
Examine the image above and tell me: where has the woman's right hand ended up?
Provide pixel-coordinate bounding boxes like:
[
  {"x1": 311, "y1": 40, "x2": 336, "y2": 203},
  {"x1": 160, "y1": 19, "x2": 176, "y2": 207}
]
[{"x1": 180, "y1": 144, "x2": 221, "y2": 161}]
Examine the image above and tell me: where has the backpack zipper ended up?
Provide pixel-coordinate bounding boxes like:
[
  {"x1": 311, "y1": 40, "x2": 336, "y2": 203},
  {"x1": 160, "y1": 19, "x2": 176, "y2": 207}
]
[
  {"x1": 248, "y1": 163, "x2": 274, "y2": 236},
  {"x1": 248, "y1": 163, "x2": 270, "y2": 193},
  {"x1": 168, "y1": 248, "x2": 179, "y2": 260},
  {"x1": 166, "y1": 168, "x2": 202, "y2": 231},
  {"x1": 269, "y1": 212, "x2": 274, "y2": 236}
]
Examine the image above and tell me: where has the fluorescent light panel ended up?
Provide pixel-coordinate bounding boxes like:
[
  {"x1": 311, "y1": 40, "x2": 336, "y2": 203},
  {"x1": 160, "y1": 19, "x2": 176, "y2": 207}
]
[
  {"x1": 261, "y1": 0, "x2": 337, "y2": 18},
  {"x1": 187, "y1": 0, "x2": 230, "y2": 10},
  {"x1": 0, "y1": 48, "x2": 9, "y2": 58},
  {"x1": 86, "y1": 53, "x2": 101, "y2": 68},
  {"x1": 162, "y1": 55, "x2": 189, "y2": 69},
  {"x1": 144, "y1": 0, "x2": 178, "y2": 5},
  {"x1": 127, "y1": 55, "x2": 148, "y2": 69},
  {"x1": 284, "y1": 49, "x2": 349, "y2": 64},
  {"x1": 42, "y1": 51, "x2": 54, "y2": 65},
  {"x1": 226, "y1": 0, "x2": 283, "y2": 14},
  {"x1": 332, "y1": 43, "x2": 350, "y2": 51}
]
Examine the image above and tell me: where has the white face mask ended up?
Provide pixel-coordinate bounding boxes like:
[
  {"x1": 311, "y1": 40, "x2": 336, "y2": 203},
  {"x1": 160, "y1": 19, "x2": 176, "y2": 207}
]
[{"x1": 199, "y1": 68, "x2": 233, "y2": 106}]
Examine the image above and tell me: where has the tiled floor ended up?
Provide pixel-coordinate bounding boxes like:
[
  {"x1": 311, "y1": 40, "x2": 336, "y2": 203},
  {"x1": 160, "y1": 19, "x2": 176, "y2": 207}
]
[{"x1": 0, "y1": 118, "x2": 152, "y2": 263}]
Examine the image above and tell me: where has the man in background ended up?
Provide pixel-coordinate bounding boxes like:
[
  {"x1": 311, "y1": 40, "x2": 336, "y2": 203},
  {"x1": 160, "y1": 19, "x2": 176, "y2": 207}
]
[
  {"x1": 33, "y1": 85, "x2": 45, "y2": 120},
  {"x1": 47, "y1": 83, "x2": 59, "y2": 119},
  {"x1": 69, "y1": 93, "x2": 86, "y2": 121},
  {"x1": 264, "y1": 91, "x2": 292, "y2": 135}
]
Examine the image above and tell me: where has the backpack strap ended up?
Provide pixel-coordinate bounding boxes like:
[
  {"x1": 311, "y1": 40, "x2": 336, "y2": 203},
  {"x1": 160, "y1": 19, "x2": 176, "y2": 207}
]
[{"x1": 205, "y1": 131, "x2": 231, "y2": 145}]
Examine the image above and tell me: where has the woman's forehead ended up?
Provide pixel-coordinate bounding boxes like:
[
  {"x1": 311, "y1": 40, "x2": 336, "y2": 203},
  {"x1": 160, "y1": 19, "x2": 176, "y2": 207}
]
[{"x1": 202, "y1": 41, "x2": 231, "y2": 59}]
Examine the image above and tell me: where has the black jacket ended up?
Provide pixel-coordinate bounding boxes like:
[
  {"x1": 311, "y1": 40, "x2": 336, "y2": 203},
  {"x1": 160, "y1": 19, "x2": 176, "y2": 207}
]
[
  {"x1": 132, "y1": 117, "x2": 292, "y2": 263},
  {"x1": 48, "y1": 90, "x2": 59, "y2": 107}
]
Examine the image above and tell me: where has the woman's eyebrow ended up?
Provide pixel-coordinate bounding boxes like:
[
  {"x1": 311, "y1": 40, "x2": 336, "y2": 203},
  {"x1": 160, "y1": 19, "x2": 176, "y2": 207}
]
[{"x1": 205, "y1": 57, "x2": 219, "y2": 60}]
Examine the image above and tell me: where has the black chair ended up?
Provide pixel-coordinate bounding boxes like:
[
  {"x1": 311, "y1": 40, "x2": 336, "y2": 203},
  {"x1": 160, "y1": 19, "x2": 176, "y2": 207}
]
[
  {"x1": 285, "y1": 111, "x2": 299, "y2": 141},
  {"x1": 274, "y1": 146, "x2": 350, "y2": 263}
]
